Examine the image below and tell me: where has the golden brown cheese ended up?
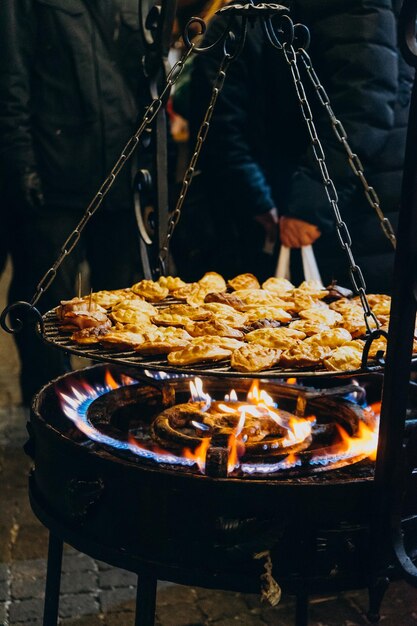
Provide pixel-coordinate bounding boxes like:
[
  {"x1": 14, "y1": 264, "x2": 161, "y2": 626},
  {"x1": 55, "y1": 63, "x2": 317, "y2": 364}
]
[{"x1": 231, "y1": 344, "x2": 282, "y2": 373}]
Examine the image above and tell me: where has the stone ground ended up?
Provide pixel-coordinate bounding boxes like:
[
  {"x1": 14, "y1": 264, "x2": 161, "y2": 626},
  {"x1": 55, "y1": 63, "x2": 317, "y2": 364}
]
[{"x1": 1, "y1": 260, "x2": 417, "y2": 625}]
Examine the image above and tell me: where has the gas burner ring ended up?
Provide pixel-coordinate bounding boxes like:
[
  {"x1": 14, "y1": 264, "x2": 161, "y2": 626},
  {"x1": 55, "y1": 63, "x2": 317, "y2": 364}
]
[
  {"x1": 56, "y1": 370, "x2": 381, "y2": 479},
  {"x1": 150, "y1": 400, "x2": 313, "y2": 457}
]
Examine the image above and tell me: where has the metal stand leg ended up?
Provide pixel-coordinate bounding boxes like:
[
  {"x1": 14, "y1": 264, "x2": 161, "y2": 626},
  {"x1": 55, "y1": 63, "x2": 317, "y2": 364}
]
[
  {"x1": 135, "y1": 574, "x2": 157, "y2": 626},
  {"x1": 295, "y1": 590, "x2": 309, "y2": 626},
  {"x1": 367, "y1": 576, "x2": 390, "y2": 623},
  {"x1": 43, "y1": 533, "x2": 63, "y2": 626}
]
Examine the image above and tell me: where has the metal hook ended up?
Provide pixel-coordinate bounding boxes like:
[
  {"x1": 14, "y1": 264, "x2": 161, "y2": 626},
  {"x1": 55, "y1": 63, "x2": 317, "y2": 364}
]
[
  {"x1": 293, "y1": 23, "x2": 310, "y2": 51},
  {"x1": 0, "y1": 301, "x2": 44, "y2": 335},
  {"x1": 361, "y1": 329, "x2": 389, "y2": 370},
  {"x1": 222, "y1": 19, "x2": 248, "y2": 61},
  {"x1": 182, "y1": 17, "x2": 207, "y2": 50},
  {"x1": 263, "y1": 13, "x2": 294, "y2": 50},
  {"x1": 183, "y1": 15, "x2": 239, "y2": 55}
]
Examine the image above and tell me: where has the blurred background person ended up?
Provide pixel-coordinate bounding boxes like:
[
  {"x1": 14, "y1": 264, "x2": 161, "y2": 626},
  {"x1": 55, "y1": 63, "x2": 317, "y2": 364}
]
[
  {"x1": 0, "y1": 171, "x2": 7, "y2": 279},
  {"x1": 188, "y1": 0, "x2": 412, "y2": 289},
  {"x1": 169, "y1": 0, "x2": 229, "y2": 280},
  {"x1": 0, "y1": 0, "x2": 148, "y2": 404}
]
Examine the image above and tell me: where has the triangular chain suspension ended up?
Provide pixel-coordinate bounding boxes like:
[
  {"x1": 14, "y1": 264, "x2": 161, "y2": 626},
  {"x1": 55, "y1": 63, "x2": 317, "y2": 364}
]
[
  {"x1": 1, "y1": 2, "x2": 386, "y2": 343},
  {"x1": 278, "y1": 41, "x2": 380, "y2": 333},
  {"x1": 297, "y1": 46, "x2": 396, "y2": 250}
]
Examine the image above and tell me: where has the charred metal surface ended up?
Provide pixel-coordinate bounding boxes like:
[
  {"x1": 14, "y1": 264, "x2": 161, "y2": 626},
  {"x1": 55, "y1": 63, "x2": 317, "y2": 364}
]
[
  {"x1": 66, "y1": 478, "x2": 105, "y2": 523},
  {"x1": 161, "y1": 382, "x2": 177, "y2": 408},
  {"x1": 205, "y1": 432, "x2": 229, "y2": 478}
]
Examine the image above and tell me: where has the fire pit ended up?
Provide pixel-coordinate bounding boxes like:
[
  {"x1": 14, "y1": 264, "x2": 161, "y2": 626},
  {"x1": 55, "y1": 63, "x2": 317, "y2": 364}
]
[
  {"x1": 57, "y1": 368, "x2": 379, "y2": 478},
  {"x1": 27, "y1": 364, "x2": 417, "y2": 625},
  {"x1": 1, "y1": 1, "x2": 417, "y2": 624}
]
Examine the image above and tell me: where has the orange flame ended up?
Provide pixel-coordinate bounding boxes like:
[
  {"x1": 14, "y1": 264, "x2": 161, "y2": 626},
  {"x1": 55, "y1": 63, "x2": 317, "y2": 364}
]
[
  {"x1": 333, "y1": 420, "x2": 379, "y2": 461},
  {"x1": 105, "y1": 369, "x2": 120, "y2": 390},
  {"x1": 121, "y1": 373, "x2": 136, "y2": 386},
  {"x1": 128, "y1": 433, "x2": 146, "y2": 450},
  {"x1": 183, "y1": 437, "x2": 210, "y2": 472},
  {"x1": 227, "y1": 433, "x2": 245, "y2": 472},
  {"x1": 284, "y1": 452, "x2": 299, "y2": 468},
  {"x1": 181, "y1": 377, "x2": 315, "y2": 474},
  {"x1": 286, "y1": 415, "x2": 315, "y2": 443},
  {"x1": 247, "y1": 380, "x2": 276, "y2": 407},
  {"x1": 365, "y1": 401, "x2": 382, "y2": 416},
  {"x1": 227, "y1": 408, "x2": 247, "y2": 472}
]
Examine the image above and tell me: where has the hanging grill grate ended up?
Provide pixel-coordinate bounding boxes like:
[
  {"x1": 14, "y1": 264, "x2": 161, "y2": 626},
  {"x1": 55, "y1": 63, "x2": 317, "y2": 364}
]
[{"x1": 40, "y1": 309, "x2": 397, "y2": 379}]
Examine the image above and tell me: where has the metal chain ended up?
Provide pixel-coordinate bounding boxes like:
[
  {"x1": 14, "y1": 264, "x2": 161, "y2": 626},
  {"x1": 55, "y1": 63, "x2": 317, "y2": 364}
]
[
  {"x1": 28, "y1": 45, "x2": 195, "y2": 308},
  {"x1": 281, "y1": 43, "x2": 379, "y2": 333},
  {"x1": 297, "y1": 47, "x2": 397, "y2": 249},
  {"x1": 158, "y1": 52, "x2": 233, "y2": 271}
]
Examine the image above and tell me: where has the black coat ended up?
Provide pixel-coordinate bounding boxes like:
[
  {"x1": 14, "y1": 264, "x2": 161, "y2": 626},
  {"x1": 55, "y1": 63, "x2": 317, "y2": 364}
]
[
  {"x1": 190, "y1": 0, "x2": 413, "y2": 291},
  {"x1": 0, "y1": 0, "x2": 146, "y2": 211}
]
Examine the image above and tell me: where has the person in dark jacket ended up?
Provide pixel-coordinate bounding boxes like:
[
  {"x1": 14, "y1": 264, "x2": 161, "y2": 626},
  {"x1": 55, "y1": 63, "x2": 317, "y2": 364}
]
[
  {"x1": 190, "y1": 0, "x2": 412, "y2": 289},
  {"x1": 0, "y1": 172, "x2": 7, "y2": 278},
  {"x1": 0, "y1": 0, "x2": 147, "y2": 404}
]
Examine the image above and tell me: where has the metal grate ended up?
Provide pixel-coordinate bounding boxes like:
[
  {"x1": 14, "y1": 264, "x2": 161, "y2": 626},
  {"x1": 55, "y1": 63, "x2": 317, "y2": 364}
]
[{"x1": 39, "y1": 310, "x2": 388, "y2": 380}]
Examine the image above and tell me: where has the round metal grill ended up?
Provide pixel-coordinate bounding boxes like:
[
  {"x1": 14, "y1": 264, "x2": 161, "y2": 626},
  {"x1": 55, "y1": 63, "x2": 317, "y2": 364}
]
[{"x1": 40, "y1": 310, "x2": 390, "y2": 380}]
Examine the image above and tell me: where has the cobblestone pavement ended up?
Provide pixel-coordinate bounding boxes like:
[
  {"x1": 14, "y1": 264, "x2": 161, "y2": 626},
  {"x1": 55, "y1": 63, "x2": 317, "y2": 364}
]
[{"x1": 0, "y1": 404, "x2": 416, "y2": 626}]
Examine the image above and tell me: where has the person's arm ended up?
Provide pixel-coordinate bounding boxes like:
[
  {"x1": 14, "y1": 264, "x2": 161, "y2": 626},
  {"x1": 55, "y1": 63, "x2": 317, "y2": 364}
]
[
  {"x1": 283, "y1": 0, "x2": 399, "y2": 234},
  {"x1": 190, "y1": 18, "x2": 276, "y2": 218},
  {"x1": 0, "y1": 1, "x2": 43, "y2": 207}
]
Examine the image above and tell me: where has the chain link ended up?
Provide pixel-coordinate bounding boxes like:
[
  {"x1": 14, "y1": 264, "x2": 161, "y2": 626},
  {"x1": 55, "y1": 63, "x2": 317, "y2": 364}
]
[
  {"x1": 158, "y1": 52, "x2": 233, "y2": 269},
  {"x1": 281, "y1": 43, "x2": 379, "y2": 334},
  {"x1": 298, "y1": 47, "x2": 397, "y2": 250},
  {"x1": 28, "y1": 45, "x2": 195, "y2": 308}
]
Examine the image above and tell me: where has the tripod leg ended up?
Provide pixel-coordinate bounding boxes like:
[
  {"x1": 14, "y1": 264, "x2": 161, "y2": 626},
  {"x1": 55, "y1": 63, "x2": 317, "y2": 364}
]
[
  {"x1": 367, "y1": 576, "x2": 390, "y2": 623},
  {"x1": 295, "y1": 590, "x2": 309, "y2": 626},
  {"x1": 43, "y1": 533, "x2": 63, "y2": 626},
  {"x1": 135, "y1": 574, "x2": 157, "y2": 626}
]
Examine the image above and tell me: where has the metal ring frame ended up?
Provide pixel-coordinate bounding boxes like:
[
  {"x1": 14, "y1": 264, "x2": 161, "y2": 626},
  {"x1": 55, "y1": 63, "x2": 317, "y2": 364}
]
[{"x1": 38, "y1": 308, "x2": 396, "y2": 380}]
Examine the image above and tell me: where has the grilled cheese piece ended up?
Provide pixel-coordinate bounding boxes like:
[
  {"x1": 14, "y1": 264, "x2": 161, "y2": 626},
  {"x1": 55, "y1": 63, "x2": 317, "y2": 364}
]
[{"x1": 231, "y1": 344, "x2": 282, "y2": 372}]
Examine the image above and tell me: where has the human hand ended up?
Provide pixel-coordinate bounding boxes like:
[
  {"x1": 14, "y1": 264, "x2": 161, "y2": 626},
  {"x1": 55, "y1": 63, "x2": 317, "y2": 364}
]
[
  {"x1": 279, "y1": 216, "x2": 321, "y2": 248},
  {"x1": 254, "y1": 208, "x2": 279, "y2": 254},
  {"x1": 170, "y1": 113, "x2": 189, "y2": 143},
  {"x1": 18, "y1": 170, "x2": 44, "y2": 210}
]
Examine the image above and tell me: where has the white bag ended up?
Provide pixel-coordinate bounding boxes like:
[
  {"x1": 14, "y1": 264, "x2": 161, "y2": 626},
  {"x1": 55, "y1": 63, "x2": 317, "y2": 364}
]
[{"x1": 275, "y1": 245, "x2": 324, "y2": 286}]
